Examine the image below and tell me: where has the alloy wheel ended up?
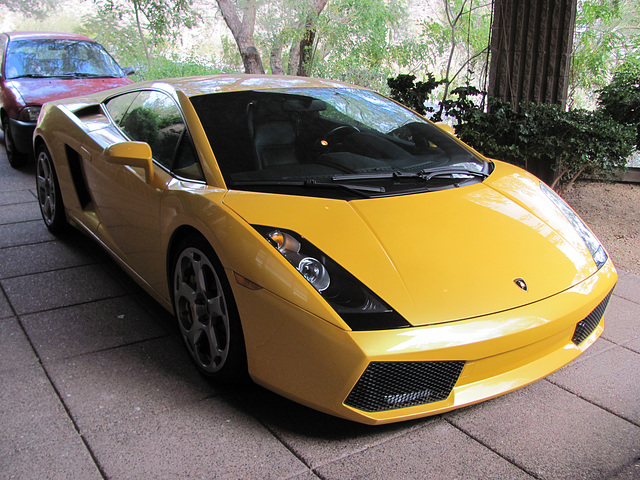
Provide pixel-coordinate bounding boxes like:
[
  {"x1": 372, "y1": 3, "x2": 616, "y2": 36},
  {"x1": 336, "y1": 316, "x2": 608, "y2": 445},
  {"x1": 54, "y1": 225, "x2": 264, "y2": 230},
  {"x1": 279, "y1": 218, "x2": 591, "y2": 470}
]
[
  {"x1": 36, "y1": 149, "x2": 57, "y2": 227},
  {"x1": 173, "y1": 246, "x2": 231, "y2": 375}
]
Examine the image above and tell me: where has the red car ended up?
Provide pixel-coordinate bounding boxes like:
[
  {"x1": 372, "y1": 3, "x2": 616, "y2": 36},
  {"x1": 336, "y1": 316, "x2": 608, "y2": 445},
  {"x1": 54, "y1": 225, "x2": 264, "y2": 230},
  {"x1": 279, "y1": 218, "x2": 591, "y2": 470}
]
[{"x1": 0, "y1": 31, "x2": 134, "y2": 167}]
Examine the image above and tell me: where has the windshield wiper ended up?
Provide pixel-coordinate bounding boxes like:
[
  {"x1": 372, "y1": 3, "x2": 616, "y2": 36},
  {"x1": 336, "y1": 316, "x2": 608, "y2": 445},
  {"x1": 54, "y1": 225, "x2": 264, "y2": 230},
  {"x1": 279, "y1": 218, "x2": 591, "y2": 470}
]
[
  {"x1": 73, "y1": 72, "x2": 118, "y2": 78},
  {"x1": 333, "y1": 167, "x2": 488, "y2": 182},
  {"x1": 413, "y1": 167, "x2": 488, "y2": 181},
  {"x1": 11, "y1": 73, "x2": 110, "y2": 79},
  {"x1": 10, "y1": 74, "x2": 51, "y2": 79},
  {"x1": 231, "y1": 180, "x2": 385, "y2": 198}
]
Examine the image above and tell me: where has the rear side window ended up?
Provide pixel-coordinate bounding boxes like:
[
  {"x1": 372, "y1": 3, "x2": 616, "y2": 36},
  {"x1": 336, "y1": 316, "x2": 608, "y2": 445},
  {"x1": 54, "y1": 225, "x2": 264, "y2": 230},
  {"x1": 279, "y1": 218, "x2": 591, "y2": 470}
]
[{"x1": 104, "y1": 92, "x2": 139, "y2": 125}]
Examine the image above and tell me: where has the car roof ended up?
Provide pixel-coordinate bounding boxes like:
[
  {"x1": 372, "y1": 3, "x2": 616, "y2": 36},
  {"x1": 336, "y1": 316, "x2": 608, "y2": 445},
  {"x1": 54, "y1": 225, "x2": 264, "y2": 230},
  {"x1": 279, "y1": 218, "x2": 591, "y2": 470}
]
[
  {"x1": 42, "y1": 75, "x2": 367, "y2": 112},
  {"x1": 139, "y1": 74, "x2": 365, "y2": 98},
  {"x1": 3, "y1": 31, "x2": 95, "y2": 42}
]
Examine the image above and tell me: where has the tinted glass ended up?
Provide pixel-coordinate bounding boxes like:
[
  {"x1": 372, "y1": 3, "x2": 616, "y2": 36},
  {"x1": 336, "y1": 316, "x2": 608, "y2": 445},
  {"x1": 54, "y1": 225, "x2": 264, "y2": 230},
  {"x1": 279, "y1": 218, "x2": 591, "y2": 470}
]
[
  {"x1": 104, "y1": 92, "x2": 139, "y2": 125},
  {"x1": 5, "y1": 39, "x2": 125, "y2": 79},
  {"x1": 190, "y1": 88, "x2": 488, "y2": 198},
  {"x1": 106, "y1": 90, "x2": 203, "y2": 181}
]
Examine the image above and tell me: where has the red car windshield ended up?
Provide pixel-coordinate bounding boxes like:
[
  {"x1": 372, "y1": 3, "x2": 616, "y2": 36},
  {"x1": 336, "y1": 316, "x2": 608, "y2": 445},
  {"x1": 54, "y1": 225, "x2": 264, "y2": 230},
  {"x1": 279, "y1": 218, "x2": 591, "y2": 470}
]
[{"x1": 5, "y1": 39, "x2": 125, "y2": 79}]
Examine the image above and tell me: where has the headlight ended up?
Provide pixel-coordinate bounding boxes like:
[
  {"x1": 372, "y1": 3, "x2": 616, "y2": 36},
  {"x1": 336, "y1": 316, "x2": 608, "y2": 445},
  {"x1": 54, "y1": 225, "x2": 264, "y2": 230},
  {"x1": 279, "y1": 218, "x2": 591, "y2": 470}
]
[
  {"x1": 255, "y1": 226, "x2": 410, "y2": 331},
  {"x1": 18, "y1": 106, "x2": 42, "y2": 123},
  {"x1": 540, "y1": 182, "x2": 607, "y2": 269}
]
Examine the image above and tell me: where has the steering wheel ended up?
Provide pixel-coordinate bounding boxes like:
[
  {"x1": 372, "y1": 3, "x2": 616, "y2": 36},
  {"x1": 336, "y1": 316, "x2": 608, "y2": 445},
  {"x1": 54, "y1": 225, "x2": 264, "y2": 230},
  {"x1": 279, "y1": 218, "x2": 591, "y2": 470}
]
[
  {"x1": 317, "y1": 125, "x2": 361, "y2": 151},
  {"x1": 326, "y1": 124, "x2": 360, "y2": 139}
]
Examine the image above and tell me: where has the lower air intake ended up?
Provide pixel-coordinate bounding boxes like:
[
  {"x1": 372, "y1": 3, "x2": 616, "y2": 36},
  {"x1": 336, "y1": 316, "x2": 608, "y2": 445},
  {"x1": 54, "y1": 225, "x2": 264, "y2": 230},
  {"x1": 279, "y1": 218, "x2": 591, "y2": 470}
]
[
  {"x1": 572, "y1": 290, "x2": 613, "y2": 345},
  {"x1": 345, "y1": 361, "x2": 465, "y2": 412}
]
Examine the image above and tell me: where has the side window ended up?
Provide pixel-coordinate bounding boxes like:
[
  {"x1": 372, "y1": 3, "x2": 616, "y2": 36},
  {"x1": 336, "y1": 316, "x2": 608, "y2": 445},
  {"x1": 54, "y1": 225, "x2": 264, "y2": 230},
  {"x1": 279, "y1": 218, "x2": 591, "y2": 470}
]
[{"x1": 106, "y1": 90, "x2": 203, "y2": 181}]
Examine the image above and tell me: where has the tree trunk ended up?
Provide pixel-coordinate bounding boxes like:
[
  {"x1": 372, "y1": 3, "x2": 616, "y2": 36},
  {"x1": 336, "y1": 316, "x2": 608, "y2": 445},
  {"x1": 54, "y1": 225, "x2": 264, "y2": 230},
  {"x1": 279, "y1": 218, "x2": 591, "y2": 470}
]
[
  {"x1": 560, "y1": 165, "x2": 587, "y2": 193},
  {"x1": 288, "y1": 43, "x2": 301, "y2": 76},
  {"x1": 296, "y1": 23, "x2": 317, "y2": 76},
  {"x1": 550, "y1": 167, "x2": 569, "y2": 190},
  {"x1": 287, "y1": 0, "x2": 328, "y2": 76},
  {"x1": 216, "y1": 0, "x2": 265, "y2": 74},
  {"x1": 132, "y1": 0, "x2": 152, "y2": 72},
  {"x1": 240, "y1": 45, "x2": 264, "y2": 74},
  {"x1": 270, "y1": 36, "x2": 285, "y2": 75}
]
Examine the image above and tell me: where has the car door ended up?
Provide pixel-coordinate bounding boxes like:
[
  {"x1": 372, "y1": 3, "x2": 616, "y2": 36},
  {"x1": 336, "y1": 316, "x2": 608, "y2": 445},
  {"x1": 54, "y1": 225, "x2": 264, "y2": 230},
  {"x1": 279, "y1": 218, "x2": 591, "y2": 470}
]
[{"x1": 86, "y1": 89, "x2": 202, "y2": 290}]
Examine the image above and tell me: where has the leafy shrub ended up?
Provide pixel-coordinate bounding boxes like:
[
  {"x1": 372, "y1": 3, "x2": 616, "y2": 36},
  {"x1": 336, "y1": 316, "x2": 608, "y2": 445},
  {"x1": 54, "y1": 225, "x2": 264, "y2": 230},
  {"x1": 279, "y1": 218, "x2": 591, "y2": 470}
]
[
  {"x1": 597, "y1": 63, "x2": 640, "y2": 150},
  {"x1": 387, "y1": 74, "x2": 443, "y2": 116},
  {"x1": 133, "y1": 55, "x2": 224, "y2": 81},
  {"x1": 387, "y1": 74, "x2": 637, "y2": 191}
]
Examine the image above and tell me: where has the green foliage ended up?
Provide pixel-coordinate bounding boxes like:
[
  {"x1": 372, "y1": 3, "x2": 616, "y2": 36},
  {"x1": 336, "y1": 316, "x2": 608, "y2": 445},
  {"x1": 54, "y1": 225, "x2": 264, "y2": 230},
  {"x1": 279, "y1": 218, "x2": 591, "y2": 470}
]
[
  {"x1": 311, "y1": 0, "x2": 409, "y2": 90},
  {"x1": 135, "y1": 54, "x2": 224, "y2": 80},
  {"x1": 450, "y1": 96, "x2": 635, "y2": 190},
  {"x1": 389, "y1": 71, "x2": 636, "y2": 190},
  {"x1": 571, "y1": 0, "x2": 640, "y2": 106},
  {"x1": 122, "y1": 107, "x2": 160, "y2": 145},
  {"x1": 78, "y1": 9, "x2": 144, "y2": 68},
  {"x1": 98, "y1": 0, "x2": 200, "y2": 39},
  {"x1": 416, "y1": 0, "x2": 492, "y2": 102},
  {"x1": 0, "y1": 0, "x2": 57, "y2": 19},
  {"x1": 440, "y1": 83, "x2": 484, "y2": 121},
  {"x1": 90, "y1": 0, "x2": 201, "y2": 72},
  {"x1": 254, "y1": 0, "x2": 314, "y2": 71},
  {"x1": 387, "y1": 74, "x2": 444, "y2": 115},
  {"x1": 79, "y1": 1, "x2": 218, "y2": 81},
  {"x1": 597, "y1": 62, "x2": 640, "y2": 149}
]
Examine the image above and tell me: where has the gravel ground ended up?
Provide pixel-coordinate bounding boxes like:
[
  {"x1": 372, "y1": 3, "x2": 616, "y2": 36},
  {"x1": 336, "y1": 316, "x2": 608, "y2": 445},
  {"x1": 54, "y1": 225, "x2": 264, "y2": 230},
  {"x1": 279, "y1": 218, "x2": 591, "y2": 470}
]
[{"x1": 563, "y1": 181, "x2": 640, "y2": 275}]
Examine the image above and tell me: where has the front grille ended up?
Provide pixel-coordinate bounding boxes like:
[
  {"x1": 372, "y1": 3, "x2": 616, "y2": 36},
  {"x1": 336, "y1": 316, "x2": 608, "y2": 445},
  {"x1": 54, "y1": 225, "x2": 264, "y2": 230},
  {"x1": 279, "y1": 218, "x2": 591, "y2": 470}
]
[
  {"x1": 572, "y1": 290, "x2": 613, "y2": 345},
  {"x1": 344, "y1": 361, "x2": 465, "y2": 412}
]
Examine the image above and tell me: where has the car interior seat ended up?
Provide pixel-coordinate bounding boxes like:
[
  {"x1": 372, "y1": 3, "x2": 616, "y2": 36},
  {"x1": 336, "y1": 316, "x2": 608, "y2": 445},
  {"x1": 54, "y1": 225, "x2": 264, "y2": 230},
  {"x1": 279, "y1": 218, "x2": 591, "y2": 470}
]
[
  {"x1": 247, "y1": 101, "x2": 299, "y2": 169},
  {"x1": 253, "y1": 121, "x2": 298, "y2": 169}
]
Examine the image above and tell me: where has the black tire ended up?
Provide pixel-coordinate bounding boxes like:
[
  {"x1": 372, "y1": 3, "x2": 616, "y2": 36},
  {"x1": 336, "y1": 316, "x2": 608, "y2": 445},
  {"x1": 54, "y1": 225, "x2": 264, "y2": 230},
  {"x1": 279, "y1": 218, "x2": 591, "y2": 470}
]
[
  {"x1": 171, "y1": 235, "x2": 247, "y2": 381},
  {"x1": 2, "y1": 115, "x2": 27, "y2": 168},
  {"x1": 35, "y1": 144, "x2": 67, "y2": 233}
]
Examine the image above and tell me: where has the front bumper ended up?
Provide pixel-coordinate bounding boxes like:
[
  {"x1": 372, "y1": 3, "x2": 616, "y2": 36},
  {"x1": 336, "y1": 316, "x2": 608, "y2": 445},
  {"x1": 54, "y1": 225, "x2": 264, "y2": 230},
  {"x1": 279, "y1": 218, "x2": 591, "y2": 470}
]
[
  {"x1": 9, "y1": 118, "x2": 36, "y2": 154},
  {"x1": 233, "y1": 259, "x2": 617, "y2": 424}
]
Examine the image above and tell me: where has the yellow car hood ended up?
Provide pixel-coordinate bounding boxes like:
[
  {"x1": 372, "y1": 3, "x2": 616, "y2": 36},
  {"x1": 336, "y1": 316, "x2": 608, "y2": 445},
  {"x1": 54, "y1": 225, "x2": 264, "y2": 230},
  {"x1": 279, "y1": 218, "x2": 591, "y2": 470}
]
[{"x1": 223, "y1": 164, "x2": 597, "y2": 327}]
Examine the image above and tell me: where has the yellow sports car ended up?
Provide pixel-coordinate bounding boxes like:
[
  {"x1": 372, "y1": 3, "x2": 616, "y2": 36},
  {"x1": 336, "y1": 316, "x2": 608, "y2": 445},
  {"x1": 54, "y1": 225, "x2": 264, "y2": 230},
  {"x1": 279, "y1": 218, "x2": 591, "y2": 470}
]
[{"x1": 33, "y1": 75, "x2": 617, "y2": 424}]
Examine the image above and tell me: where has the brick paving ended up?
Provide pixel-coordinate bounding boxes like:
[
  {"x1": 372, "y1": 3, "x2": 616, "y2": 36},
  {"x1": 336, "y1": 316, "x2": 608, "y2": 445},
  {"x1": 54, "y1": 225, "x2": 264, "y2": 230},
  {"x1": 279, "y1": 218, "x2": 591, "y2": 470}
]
[{"x1": 1, "y1": 141, "x2": 639, "y2": 479}]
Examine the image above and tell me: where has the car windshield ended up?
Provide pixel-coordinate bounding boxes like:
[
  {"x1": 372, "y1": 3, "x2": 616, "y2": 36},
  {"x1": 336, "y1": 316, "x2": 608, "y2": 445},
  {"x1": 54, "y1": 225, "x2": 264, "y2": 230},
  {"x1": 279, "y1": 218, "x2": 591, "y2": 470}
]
[
  {"x1": 190, "y1": 88, "x2": 489, "y2": 199},
  {"x1": 5, "y1": 39, "x2": 125, "y2": 79}
]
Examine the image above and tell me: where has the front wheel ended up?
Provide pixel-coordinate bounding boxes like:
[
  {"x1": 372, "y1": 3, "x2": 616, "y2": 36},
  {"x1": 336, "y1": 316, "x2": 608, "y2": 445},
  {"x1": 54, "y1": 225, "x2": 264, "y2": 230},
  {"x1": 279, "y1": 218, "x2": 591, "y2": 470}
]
[
  {"x1": 36, "y1": 144, "x2": 67, "y2": 233},
  {"x1": 2, "y1": 116, "x2": 27, "y2": 168},
  {"x1": 172, "y1": 235, "x2": 246, "y2": 381}
]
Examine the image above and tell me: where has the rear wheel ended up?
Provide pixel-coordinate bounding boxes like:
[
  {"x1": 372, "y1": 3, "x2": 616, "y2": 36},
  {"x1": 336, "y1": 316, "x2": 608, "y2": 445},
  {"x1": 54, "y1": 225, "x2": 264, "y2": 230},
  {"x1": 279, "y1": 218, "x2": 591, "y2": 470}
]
[
  {"x1": 36, "y1": 144, "x2": 66, "y2": 233},
  {"x1": 2, "y1": 115, "x2": 27, "y2": 168},
  {"x1": 172, "y1": 235, "x2": 246, "y2": 381}
]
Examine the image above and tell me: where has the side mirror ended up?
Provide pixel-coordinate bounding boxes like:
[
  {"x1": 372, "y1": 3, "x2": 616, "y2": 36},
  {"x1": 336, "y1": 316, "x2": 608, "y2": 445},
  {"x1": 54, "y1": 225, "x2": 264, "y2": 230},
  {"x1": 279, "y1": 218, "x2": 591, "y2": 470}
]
[
  {"x1": 436, "y1": 122, "x2": 456, "y2": 136},
  {"x1": 104, "y1": 141, "x2": 154, "y2": 183},
  {"x1": 123, "y1": 67, "x2": 136, "y2": 76}
]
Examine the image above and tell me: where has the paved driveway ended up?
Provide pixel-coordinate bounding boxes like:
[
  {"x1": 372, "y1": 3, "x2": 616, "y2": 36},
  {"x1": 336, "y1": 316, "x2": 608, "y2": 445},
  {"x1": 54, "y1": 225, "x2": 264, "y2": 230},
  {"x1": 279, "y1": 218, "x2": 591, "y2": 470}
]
[{"x1": 1, "y1": 140, "x2": 639, "y2": 479}]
